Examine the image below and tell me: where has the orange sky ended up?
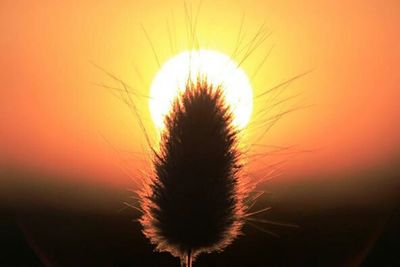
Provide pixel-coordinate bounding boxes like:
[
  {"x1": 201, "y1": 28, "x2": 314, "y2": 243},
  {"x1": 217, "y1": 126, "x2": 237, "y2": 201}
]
[{"x1": 1, "y1": 0, "x2": 399, "y2": 188}]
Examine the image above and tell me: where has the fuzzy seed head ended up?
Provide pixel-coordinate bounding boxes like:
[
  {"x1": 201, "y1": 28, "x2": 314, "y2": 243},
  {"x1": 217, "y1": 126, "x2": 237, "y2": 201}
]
[{"x1": 140, "y1": 78, "x2": 247, "y2": 260}]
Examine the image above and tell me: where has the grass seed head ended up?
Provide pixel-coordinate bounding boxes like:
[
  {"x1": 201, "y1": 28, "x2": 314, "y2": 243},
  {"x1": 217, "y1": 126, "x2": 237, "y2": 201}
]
[{"x1": 140, "y1": 78, "x2": 247, "y2": 262}]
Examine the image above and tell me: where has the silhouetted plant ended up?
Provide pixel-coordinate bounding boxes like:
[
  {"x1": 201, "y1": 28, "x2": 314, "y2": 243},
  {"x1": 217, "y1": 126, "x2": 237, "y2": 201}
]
[{"x1": 139, "y1": 78, "x2": 248, "y2": 266}]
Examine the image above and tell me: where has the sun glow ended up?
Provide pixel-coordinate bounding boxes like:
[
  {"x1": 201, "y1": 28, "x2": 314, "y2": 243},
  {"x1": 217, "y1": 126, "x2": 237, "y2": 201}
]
[{"x1": 149, "y1": 49, "x2": 253, "y2": 130}]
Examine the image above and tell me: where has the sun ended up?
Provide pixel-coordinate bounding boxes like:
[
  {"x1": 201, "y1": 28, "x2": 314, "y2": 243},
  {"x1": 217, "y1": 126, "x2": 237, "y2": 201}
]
[{"x1": 149, "y1": 49, "x2": 253, "y2": 130}]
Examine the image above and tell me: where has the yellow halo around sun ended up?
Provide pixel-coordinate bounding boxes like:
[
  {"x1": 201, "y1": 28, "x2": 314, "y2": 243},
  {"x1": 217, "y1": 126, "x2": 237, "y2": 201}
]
[{"x1": 149, "y1": 49, "x2": 253, "y2": 130}]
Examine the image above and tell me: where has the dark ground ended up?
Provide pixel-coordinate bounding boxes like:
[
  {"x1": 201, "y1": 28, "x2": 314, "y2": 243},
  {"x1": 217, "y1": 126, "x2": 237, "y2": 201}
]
[
  {"x1": 1, "y1": 197, "x2": 399, "y2": 267},
  {"x1": 1, "y1": 161, "x2": 399, "y2": 267}
]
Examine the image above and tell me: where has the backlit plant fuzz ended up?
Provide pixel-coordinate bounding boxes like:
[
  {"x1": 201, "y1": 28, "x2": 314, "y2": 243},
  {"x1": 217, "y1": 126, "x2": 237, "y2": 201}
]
[
  {"x1": 140, "y1": 78, "x2": 249, "y2": 265},
  {"x1": 149, "y1": 49, "x2": 253, "y2": 131}
]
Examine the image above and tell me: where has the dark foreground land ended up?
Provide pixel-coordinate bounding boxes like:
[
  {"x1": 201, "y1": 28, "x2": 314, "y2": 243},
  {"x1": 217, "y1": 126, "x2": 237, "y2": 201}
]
[
  {"x1": 1, "y1": 162, "x2": 399, "y2": 267},
  {"x1": 1, "y1": 198, "x2": 399, "y2": 267}
]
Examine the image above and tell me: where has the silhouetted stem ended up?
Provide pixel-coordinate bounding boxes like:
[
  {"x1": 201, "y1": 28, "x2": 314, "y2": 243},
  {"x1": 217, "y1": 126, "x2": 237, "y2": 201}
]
[{"x1": 181, "y1": 250, "x2": 192, "y2": 267}]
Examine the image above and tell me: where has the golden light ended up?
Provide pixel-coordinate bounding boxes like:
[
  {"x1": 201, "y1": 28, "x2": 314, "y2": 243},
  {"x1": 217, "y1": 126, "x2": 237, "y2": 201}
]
[{"x1": 149, "y1": 49, "x2": 253, "y2": 130}]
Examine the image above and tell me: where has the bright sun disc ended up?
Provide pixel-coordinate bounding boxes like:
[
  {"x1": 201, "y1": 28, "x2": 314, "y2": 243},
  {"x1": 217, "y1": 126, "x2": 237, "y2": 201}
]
[{"x1": 149, "y1": 49, "x2": 253, "y2": 130}]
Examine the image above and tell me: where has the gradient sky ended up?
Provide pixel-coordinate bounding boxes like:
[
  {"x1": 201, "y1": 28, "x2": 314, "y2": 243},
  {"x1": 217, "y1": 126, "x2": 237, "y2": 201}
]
[{"x1": 1, "y1": 0, "x2": 399, "y2": 190}]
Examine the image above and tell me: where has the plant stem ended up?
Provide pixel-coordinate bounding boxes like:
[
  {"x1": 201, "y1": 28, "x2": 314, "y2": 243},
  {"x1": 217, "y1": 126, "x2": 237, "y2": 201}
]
[{"x1": 181, "y1": 250, "x2": 192, "y2": 267}]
